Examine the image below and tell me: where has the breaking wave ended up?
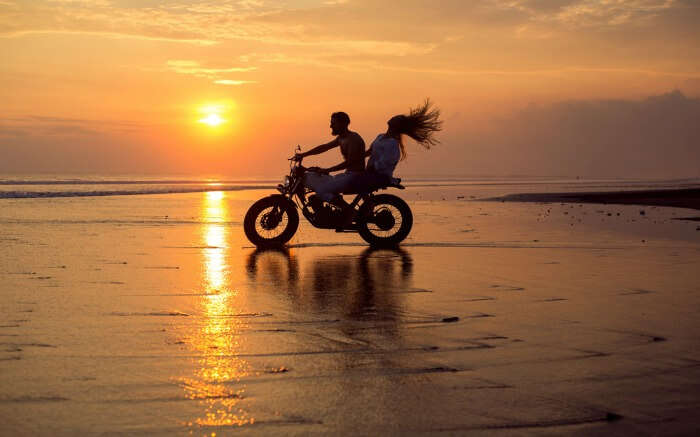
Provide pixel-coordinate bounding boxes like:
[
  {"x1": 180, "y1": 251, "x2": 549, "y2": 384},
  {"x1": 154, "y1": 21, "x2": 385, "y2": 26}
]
[{"x1": 0, "y1": 184, "x2": 274, "y2": 199}]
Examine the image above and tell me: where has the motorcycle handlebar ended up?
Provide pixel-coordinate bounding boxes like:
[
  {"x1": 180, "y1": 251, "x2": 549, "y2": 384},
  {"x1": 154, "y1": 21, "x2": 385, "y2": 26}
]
[{"x1": 289, "y1": 145, "x2": 304, "y2": 162}]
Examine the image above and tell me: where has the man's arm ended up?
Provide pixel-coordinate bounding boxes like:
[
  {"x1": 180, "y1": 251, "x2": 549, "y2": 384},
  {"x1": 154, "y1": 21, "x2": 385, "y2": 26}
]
[
  {"x1": 297, "y1": 138, "x2": 339, "y2": 159},
  {"x1": 322, "y1": 134, "x2": 365, "y2": 173},
  {"x1": 325, "y1": 161, "x2": 349, "y2": 173}
]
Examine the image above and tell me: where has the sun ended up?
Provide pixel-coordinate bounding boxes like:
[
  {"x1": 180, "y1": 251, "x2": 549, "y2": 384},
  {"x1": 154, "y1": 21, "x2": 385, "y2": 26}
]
[
  {"x1": 196, "y1": 102, "x2": 234, "y2": 128},
  {"x1": 199, "y1": 113, "x2": 225, "y2": 126}
]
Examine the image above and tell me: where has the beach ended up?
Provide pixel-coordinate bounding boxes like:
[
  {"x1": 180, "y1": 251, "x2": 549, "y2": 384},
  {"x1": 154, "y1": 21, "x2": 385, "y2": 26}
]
[
  {"x1": 1, "y1": 179, "x2": 700, "y2": 435},
  {"x1": 488, "y1": 188, "x2": 700, "y2": 212}
]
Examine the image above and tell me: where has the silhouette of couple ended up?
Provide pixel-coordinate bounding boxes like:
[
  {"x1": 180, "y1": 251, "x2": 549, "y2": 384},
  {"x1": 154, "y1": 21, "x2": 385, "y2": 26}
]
[{"x1": 293, "y1": 100, "x2": 442, "y2": 218}]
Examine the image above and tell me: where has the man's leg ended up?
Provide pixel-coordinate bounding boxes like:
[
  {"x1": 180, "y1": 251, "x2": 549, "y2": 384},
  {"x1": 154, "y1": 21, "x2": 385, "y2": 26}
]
[
  {"x1": 326, "y1": 173, "x2": 361, "y2": 230},
  {"x1": 303, "y1": 172, "x2": 335, "y2": 202},
  {"x1": 313, "y1": 172, "x2": 350, "y2": 202}
]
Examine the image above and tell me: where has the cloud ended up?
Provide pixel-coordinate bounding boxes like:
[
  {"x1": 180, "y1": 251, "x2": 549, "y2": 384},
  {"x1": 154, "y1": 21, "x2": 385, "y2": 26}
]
[
  {"x1": 1, "y1": 0, "x2": 696, "y2": 43},
  {"x1": 2, "y1": 0, "x2": 698, "y2": 78},
  {"x1": 165, "y1": 60, "x2": 256, "y2": 78},
  {"x1": 0, "y1": 0, "x2": 254, "y2": 44},
  {"x1": 213, "y1": 79, "x2": 257, "y2": 85},
  {"x1": 0, "y1": 115, "x2": 146, "y2": 138},
  {"x1": 248, "y1": 48, "x2": 700, "y2": 77},
  {"x1": 452, "y1": 90, "x2": 700, "y2": 178},
  {"x1": 0, "y1": 114, "x2": 158, "y2": 173},
  {"x1": 547, "y1": 0, "x2": 675, "y2": 27},
  {"x1": 2, "y1": 29, "x2": 217, "y2": 45},
  {"x1": 163, "y1": 60, "x2": 257, "y2": 85}
]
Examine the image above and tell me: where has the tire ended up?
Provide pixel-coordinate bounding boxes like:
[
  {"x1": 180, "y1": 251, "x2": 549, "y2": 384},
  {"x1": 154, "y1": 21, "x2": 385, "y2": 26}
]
[
  {"x1": 244, "y1": 195, "x2": 299, "y2": 247},
  {"x1": 357, "y1": 194, "x2": 413, "y2": 247}
]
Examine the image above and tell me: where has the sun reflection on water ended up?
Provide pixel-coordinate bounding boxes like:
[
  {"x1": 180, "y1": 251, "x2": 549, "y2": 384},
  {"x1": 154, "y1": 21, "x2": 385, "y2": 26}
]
[{"x1": 181, "y1": 191, "x2": 253, "y2": 429}]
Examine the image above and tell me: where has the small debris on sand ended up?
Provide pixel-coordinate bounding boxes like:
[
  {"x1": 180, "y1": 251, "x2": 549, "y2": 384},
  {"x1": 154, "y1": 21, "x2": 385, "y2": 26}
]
[
  {"x1": 264, "y1": 367, "x2": 290, "y2": 374},
  {"x1": 605, "y1": 412, "x2": 623, "y2": 422},
  {"x1": 442, "y1": 316, "x2": 460, "y2": 323}
]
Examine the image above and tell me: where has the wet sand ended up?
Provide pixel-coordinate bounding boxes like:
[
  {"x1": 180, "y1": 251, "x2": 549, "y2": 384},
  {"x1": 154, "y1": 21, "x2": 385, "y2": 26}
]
[
  {"x1": 487, "y1": 187, "x2": 700, "y2": 211},
  {"x1": 1, "y1": 187, "x2": 700, "y2": 435}
]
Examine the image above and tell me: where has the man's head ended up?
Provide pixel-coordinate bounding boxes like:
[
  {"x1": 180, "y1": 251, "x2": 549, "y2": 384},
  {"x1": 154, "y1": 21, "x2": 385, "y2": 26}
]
[{"x1": 330, "y1": 111, "x2": 350, "y2": 136}]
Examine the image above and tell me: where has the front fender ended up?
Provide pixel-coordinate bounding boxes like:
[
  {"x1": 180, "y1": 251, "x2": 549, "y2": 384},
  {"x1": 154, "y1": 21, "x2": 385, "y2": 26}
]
[{"x1": 265, "y1": 194, "x2": 297, "y2": 211}]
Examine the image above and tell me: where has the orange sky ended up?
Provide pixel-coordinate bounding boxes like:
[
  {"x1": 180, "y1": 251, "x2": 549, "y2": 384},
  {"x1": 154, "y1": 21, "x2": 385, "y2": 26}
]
[{"x1": 1, "y1": 0, "x2": 699, "y2": 178}]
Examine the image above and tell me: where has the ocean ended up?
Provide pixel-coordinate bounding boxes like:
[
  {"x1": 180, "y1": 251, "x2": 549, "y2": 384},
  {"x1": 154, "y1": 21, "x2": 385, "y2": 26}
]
[{"x1": 1, "y1": 175, "x2": 698, "y2": 199}]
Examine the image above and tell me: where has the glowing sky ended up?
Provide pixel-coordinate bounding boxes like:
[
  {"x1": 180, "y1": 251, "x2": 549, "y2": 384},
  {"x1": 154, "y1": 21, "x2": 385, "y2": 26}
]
[{"x1": 1, "y1": 0, "x2": 699, "y2": 177}]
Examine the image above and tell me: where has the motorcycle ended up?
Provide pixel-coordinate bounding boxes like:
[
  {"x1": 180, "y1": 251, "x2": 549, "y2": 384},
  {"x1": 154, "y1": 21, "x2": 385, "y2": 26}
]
[{"x1": 244, "y1": 149, "x2": 413, "y2": 247}]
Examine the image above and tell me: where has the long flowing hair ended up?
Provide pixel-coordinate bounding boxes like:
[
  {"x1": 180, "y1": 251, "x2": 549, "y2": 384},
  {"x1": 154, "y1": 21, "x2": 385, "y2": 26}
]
[{"x1": 395, "y1": 99, "x2": 442, "y2": 160}]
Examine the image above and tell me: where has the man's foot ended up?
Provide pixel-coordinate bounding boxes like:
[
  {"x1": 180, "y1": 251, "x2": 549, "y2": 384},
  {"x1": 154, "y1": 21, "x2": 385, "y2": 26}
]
[{"x1": 335, "y1": 207, "x2": 355, "y2": 232}]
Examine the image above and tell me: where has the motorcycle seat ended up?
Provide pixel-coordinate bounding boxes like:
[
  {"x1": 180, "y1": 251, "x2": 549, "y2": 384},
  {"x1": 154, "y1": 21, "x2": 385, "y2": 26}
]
[{"x1": 342, "y1": 177, "x2": 404, "y2": 195}]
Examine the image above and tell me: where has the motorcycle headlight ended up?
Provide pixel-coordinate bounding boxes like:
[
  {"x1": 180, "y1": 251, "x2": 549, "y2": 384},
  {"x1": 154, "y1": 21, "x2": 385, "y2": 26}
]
[{"x1": 282, "y1": 176, "x2": 291, "y2": 188}]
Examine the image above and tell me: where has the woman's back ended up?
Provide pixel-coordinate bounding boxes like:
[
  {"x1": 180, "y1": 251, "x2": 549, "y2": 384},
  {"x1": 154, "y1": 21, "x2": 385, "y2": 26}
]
[{"x1": 367, "y1": 134, "x2": 400, "y2": 178}]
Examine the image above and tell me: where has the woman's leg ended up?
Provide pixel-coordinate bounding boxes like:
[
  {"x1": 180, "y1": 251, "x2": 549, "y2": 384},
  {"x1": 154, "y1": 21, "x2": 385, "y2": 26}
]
[{"x1": 355, "y1": 172, "x2": 390, "y2": 193}]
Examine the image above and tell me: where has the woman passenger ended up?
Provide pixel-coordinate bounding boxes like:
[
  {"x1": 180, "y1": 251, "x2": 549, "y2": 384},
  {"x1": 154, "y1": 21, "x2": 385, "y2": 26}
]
[{"x1": 361, "y1": 99, "x2": 442, "y2": 191}]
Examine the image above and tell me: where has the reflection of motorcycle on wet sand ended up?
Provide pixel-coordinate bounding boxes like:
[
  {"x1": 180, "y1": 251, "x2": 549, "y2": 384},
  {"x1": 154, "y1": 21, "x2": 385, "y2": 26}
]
[
  {"x1": 246, "y1": 246, "x2": 413, "y2": 323},
  {"x1": 244, "y1": 152, "x2": 413, "y2": 247}
]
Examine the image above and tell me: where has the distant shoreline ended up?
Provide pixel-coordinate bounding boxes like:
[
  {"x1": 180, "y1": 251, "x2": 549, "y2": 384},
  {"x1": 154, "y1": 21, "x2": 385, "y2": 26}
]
[{"x1": 486, "y1": 188, "x2": 700, "y2": 211}]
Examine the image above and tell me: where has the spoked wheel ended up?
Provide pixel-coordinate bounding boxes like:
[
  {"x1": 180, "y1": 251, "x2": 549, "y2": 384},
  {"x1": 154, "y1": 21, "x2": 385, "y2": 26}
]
[
  {"x1": 357, "y1": 194, "x2": 413, "y2": 247},
  {"x1": 244, "y1": 195, "x2": 299, "y2": 247}
]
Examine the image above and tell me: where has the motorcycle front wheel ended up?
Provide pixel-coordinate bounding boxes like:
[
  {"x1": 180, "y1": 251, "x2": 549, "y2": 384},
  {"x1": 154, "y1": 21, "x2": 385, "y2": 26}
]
[
  {"x1": 357, "y1": 194, "x2": 413, "y2": 247},
  {"x1": 244, "y1": 195, "x2": 299, "y2": 247}
]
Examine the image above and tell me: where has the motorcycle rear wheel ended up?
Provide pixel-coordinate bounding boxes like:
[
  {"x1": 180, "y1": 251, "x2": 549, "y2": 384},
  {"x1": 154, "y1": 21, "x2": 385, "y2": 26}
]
[
  {"x1": 357, "y1": 194, "x2": 413, "y2": 247},
  {"x1": 244, "y1": 195, "x2": 299, "y2": 247}
]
